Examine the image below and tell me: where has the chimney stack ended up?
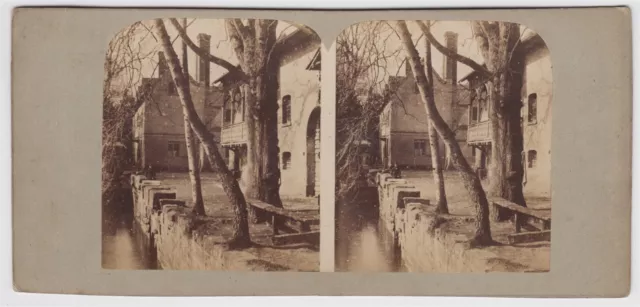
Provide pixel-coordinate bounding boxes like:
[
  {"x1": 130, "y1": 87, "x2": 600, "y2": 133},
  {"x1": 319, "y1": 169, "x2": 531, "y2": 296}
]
[
  {"x1": 196, "y1": 33, "x2": 211, "y2": 86},
  {"x1": 443, "y1": 31, "x2": 458, "y2": 83},
  {"x1": 157, "y1": 51, "x2": 168, "y2": 79}
]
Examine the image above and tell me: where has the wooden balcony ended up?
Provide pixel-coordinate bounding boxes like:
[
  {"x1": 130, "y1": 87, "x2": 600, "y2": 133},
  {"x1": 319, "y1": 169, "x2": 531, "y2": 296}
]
[
  {"x1": 467, "y1": 121, "x2": 492, "y2": 145},
  {"x1": 221, "y1": 122, "x2": 249, "y2": 146}
]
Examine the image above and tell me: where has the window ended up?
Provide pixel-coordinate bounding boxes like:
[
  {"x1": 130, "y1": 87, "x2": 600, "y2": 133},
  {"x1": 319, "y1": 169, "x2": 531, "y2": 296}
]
[
  {"x1": 527, "y1": 150, "x2": 537, "y2": 168},
  {"x1": 413, "y1": 139, "x2": 427, "y2": 156},
  {"x1": 528, "y1": 93, "x2": 537, "y2": 124},
  {"x1": 168, "y1": 142, "x2": 180, "y2": 157},
  {"x1": 282, "y1": 152, "x2": 291, "y2": 169},
  {"x1": 224, "y1": 109, "x2": 232, "y2": 124},
  {"x1": 471, "y1": 107, "x2": 478, "y2": 122},
  {"x1": 282, "y1": 95, "x2": 291, "y2": 125}
]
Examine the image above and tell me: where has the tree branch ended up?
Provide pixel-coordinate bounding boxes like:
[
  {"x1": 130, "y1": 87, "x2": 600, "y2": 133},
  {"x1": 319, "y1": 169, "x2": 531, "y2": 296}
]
[
  {"x1": 226, "y1": 20, "x2": 246, "y2": 66},
  {"x1": 416, "y1": 20, "x2": 490, "y2": 77},
  {"x1": 169, "y1": 18, "x2": 243, "y2": 76}
]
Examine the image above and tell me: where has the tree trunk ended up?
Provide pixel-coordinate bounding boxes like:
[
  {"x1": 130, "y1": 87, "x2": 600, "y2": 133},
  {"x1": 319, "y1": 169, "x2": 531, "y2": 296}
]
[
  {"x1": 180, "y1": 18, "x2": 206, "y2": 216},
  {"x1": 424, "y1": 36, "x2": 448, "y2": 214},
  {"x1": 397, "y1": 21, "x2": 491, "y2": 246},
  {"x1": 257, "y1": 59, "x2": 283, "y2": 207},
  {"x1": 227, "y1": 20, "x2": 283, "y2": 210},
  {"x1": 471, "y1": 22, "x2": 527, "y2": 220},
  {"x1": 154, "y1": 19, "x2": 251, "y2": 248}
]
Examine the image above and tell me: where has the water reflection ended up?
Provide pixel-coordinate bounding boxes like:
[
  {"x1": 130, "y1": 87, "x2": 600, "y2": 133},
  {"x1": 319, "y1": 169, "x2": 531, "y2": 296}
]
[
  {"x1": 102, "y1": 200, "x2": 158, "y2": 270},
  {"x1": 335, "y1": 188, "x2": 404, "y2": 272}
]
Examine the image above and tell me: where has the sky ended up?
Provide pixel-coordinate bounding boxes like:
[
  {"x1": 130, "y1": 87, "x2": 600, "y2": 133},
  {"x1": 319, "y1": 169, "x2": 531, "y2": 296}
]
[
  {"x1": 119, "y1": 18, "x2": 296, "y2": 90},
  {"x1": 110, "y1": 19, "x2": 534, "y2": 95},
  {"x1": 376, "y1": 21, "x2": 534, "y2": 83}
]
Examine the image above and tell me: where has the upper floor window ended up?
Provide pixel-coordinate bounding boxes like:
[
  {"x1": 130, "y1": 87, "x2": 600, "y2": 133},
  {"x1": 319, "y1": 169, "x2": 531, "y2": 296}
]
[
  {"x1": 471, "y1": 84, "x2": 489, "y2": 122},
  {"x1": 223, "y1": 92, "x2": 232, "y2": 124},
  {"x1": 414, "y1": 139, "x2": 427, "y2": 156},
  {"x1": 528, "y1": 93, "x2": 537, "y2": 124},
  {"x1": 471, "y1": 106, "x2": 478, "y2": 122},
  {"x1": 282, "y1": 152, "x2": 292, "y2": 169},
  {"x1": 224, "y1": 109, "x2": 232, "y2": 124},
  {"x1": 168, "y1": 141, "x2": 180, "y2": 157},
  {"x1": 527, "y1": 150, "x2": 537, "y2": 168},
  {"x1": 282, "y1": 95, "x2": 291, "y2": 125}
]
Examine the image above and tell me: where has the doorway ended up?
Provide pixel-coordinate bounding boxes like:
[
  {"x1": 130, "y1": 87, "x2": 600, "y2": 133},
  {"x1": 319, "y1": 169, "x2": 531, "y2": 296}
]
[{"x1": 306, "y1": 107, "x2": 321, "y2": 196}]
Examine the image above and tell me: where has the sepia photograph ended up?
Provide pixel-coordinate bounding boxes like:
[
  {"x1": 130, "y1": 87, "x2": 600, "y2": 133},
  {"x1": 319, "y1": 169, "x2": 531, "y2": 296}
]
[
  {"x1": 335, "y1": 20, "x2": 552, "y2": 272},
  {"x1": 101, "y1": 18, "x2": 321, "y2": 271},
  {"x1": 10, "y1": 6, "x2": 632, "y2": 297}
]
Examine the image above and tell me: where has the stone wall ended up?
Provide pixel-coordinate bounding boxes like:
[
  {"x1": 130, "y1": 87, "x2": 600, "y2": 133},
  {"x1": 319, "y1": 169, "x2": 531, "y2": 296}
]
[
  {"x1": 129, "y1": 174, "x2": 282, "y2": 271},
  {"x1": 375, "y1": 172, "x2": 537, "y2": 272}
]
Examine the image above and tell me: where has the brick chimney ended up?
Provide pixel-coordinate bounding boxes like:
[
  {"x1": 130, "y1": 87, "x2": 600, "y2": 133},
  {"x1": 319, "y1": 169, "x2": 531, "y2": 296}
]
[
  {"x1": 157, "y1": 51, "x2": 169, "y2": 79},
  {"x1": 196, "y1": 33, "x2": 211, "y2": 85},
  {"x1": 443, "y1": 31, "x2": 458, "y2": 83}
]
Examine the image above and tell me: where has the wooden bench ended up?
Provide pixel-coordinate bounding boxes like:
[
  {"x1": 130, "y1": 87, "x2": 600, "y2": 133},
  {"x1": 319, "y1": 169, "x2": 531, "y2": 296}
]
[
  {"x1": 491, "y1": 198, "x2": 551, "y2": 244},
  {"x1": 247, "y1": 200, "x2": 320, "y2": 246}
]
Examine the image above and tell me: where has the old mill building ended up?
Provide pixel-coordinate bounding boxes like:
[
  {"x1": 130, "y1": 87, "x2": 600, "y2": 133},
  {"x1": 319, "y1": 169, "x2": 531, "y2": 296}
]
[
  {"x1": 132, "y1": 29, "x2": 321, "y2": 199},
  {"x1": 379, "y1": 31, "x2": 474, "y2": 170},
  {"x1": 132, "y1": 34, "x2": 223, "y2": 172},
  {"x1": 214, "y1": 28, "x2": 321, "y2": 198},
  {"x1": 379, "y1": 30, "x2": 551, "y2": 199},
  {"x1": 461, "y1": 31, "x2": 552, "y2": 198}
]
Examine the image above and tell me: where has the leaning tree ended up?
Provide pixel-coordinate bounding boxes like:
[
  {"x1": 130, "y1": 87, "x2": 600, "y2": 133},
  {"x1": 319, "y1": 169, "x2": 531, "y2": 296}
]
[
  {"x1": 171, "y1": 19, "x2": 318, "y2": 209},
  {"x1": 396, "y1": 21, "x2": 493, "y2": 246},
  {"x1": 154, "y1": 19, "x2": 252, "y2": 249},
  {"x1": 418, "y1": 21, "x2": 528, "y2": 217}
]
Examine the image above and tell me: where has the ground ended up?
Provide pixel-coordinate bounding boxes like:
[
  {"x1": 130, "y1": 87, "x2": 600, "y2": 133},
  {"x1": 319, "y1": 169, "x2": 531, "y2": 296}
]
[
  {"x1": 155, "y1": 172, "x2": 319, "y2": 272},
  {"x1": 402, "y1": 169, "x2": 551, "y2": 271}
]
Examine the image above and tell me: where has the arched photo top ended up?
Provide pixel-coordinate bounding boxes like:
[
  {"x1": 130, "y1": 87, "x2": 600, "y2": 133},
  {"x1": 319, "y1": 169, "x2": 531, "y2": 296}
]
[
  {"x1": 335, "y1": 19, "x2": 553, "y2": 273},
  {"x1": 102, "y1": 17, "x2": 322, "y2": 272}
]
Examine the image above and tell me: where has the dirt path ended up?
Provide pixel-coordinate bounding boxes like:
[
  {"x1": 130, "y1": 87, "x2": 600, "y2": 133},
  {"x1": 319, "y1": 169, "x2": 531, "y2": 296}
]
[{"x1": 155, "y1": 172, "x2": 320, "y2": 271}]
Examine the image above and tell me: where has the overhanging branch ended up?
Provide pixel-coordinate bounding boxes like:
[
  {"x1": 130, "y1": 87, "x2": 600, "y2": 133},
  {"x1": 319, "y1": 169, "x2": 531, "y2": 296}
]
[
  {"x1": 416, "y1": 20, "x2": 491, "y2": 78},
  {"x1": 169, "y1": 18, "x2": 244, "y2": 77}
]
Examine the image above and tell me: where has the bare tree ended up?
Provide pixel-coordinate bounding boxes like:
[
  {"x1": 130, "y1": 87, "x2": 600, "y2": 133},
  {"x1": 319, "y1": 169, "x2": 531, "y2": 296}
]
[
  {"x1": 335, "y1": 21, "x2": 402, "y2": 201},
  {"x1": 423, "y1": 22, "x2": 448, "y2": 214},
  {"x1": 102, "y1": 22, "x2": 157, "y2": 204},
  {"x1": 418, "y1": 21, "x2": 528, "y2": 217},
  {"x1": 170, "y1": 19, "x2": 292, "y2": 209},
  {"x1": 154, "y1": 19, "x2": 251, "y2": 248},
  {"x1": 397, "y1": 21, "x2": 492, "y2": 246},
  {"x1": 179, "y1": 18, "x2": 206, "y2": 216}
]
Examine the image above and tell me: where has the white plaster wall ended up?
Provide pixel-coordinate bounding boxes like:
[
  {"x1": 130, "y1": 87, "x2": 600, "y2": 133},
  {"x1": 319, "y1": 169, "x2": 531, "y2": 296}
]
[
  {"x1": 522, "y1": 49, "x2": 553, "y2": 198},
  {"x1": 277, "y1": 51, "x2": 320, "y2": 197}
]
